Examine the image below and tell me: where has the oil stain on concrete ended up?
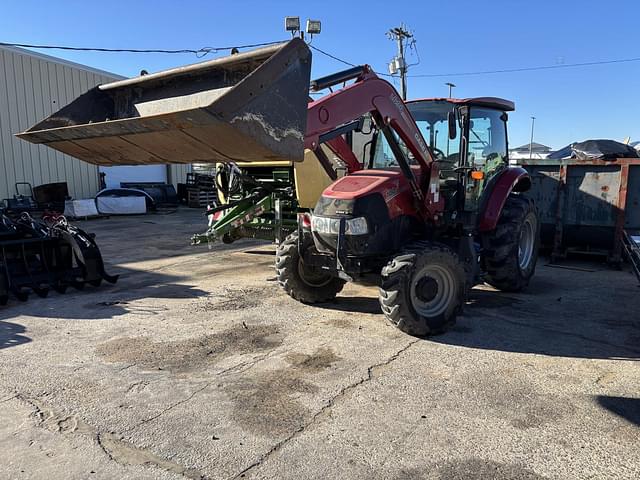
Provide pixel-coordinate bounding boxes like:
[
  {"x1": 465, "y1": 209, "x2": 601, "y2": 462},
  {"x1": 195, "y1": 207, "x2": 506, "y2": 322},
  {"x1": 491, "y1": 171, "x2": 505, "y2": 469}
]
[
  {"x1": 226, "y1": 347, "x2": 341, "y2": 437},
  {"x1": 96, "y1": 324, "x2": 283, "y2": 373},
  {"x1": 191, "y1": 285, "x2": 279, "y2": 312},
  {"x1": 285, "y1": 347, "x2": 341, "y2": 372},
  {"x1": 479, "y1": 382, "x2": 574, "y2": 430}
]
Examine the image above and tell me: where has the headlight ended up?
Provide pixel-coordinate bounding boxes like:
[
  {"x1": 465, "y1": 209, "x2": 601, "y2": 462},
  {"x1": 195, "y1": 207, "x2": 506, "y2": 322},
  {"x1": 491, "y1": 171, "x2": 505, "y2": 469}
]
[
  {"x1": 346, "y1": 217, "x2": 368, "y2": 235},
  {"x1": 311, "y1": 216, "x2": 368, "y2": 235}
]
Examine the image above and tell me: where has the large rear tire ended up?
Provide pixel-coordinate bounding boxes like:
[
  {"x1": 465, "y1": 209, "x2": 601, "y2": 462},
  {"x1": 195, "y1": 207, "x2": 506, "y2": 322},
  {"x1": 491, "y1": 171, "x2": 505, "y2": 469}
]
[
  {"x1": 482, "y1": 194, "x2": 539, "y2": 292},
  {"x1": 379, "y1": 242, "x2": 466, "y2": 336},
  {"x1": 276, "y1": 231, "x2": 345, "y2": 303}
]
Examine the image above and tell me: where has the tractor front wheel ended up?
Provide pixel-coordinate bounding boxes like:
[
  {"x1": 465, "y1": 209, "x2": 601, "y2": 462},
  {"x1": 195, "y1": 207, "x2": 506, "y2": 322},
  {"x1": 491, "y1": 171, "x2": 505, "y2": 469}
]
[
  {"x1": 379, "y1": 242, "x2": 466, "y2": 336},
  {"x1": 482, "y1": 194, "x2": 539, "y2": 292},
  {"x1": 276, "y1": 231, "x2": 345, "y2": 303}
]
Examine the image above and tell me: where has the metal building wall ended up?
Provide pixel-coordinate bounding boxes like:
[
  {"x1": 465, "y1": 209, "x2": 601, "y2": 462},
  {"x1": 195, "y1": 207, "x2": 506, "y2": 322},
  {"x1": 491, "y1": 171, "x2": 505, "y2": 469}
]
[
  {"x1": 168, "y1": 164, "x2": 192, "y2": 188},
  {"x1": 0, "y1": 46, "x2": 122, "y2": 201}
]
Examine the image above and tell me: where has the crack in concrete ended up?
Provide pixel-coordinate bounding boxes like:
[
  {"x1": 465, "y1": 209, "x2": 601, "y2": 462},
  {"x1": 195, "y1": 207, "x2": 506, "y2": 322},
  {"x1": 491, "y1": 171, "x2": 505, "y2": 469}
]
[
  {"x1": 125, "y1": 380, "x2": 148, "y2": 394},
  {"x1": 217, "y1": 351, "x2": 276, "y2": 377},
  {"x1": 230, "y1": 339, "x2": 420, "y2": 479},
  {"x1": 96, "y1": 432, "x2": 205, "y2": 479},
  {"x1": 123, "y1": 382, "x2": 211, "y2": 434},
  {"x1": 0, "y1": 393, "x2": 18, "y2": 404},
  {"x1": 16, "y1": 392, "x2": 206, "y2": 479}
]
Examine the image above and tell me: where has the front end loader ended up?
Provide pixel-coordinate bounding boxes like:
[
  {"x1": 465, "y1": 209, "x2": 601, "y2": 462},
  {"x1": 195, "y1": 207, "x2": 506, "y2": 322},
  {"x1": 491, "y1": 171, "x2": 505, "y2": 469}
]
[{"x1": 19, "y1": 39, "x2": 539, "y2": 336}]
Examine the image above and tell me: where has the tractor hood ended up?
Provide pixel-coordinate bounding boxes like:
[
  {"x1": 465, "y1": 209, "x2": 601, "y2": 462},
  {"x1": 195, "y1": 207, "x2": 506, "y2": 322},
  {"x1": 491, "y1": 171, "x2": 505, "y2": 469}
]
[
  {"x1": 322, "y1": 170, "x2": 407, "y2": 201},
  {"x1": 17, "y1": 39, "x2": 312, "y2": 165},
  {"x1": 316, "y1": 170, "x2": 418, "y2": 220}
]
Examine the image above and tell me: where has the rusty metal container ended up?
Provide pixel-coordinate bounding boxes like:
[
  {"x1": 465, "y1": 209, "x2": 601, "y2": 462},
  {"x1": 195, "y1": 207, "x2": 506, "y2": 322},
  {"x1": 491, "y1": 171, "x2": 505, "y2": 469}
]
[
  {"x1": 520, "y1": 158, "x2": 640, "y2": 262},
  {"x1": 17, "y1": 39, "x2": 312, "y2": 165}
]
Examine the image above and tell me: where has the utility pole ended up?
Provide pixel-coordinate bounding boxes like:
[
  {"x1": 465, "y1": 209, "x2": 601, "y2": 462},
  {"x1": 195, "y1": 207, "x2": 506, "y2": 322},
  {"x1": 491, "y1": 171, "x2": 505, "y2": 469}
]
[
  {"x1": 445, "y1": 82, "x2": 456, "y2": 98},
  {"x1": 388, "y1": 25, "x2": 413, "y2": 100},
  {"x1": 529, "y1": 116, "x2": 536, "y2": 161}
]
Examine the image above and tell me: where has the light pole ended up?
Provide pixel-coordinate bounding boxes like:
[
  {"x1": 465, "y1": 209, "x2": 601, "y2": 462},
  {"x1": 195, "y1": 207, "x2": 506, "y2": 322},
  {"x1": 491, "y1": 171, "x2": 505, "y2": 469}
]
[
  {"x1": 445, "y1": 82, "x2": 456, "y2": 98},
  {"x1": 529, "y1": 116, "x2": 536, "y2": 161}
]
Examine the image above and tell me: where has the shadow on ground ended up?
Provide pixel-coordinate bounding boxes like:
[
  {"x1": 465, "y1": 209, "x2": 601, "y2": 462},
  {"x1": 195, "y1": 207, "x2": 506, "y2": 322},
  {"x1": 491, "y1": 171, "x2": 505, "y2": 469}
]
[
  {"x1": 0, "y1": 320, "x2": 30, "y2": 349},
  {"x1": 597, "y1": 395, "x2": 640, "y2": 426},
  {"x1": 317, "y1": 296, "x2": 383, "y2": 315},
  {"x1": 317, "y1": 268, "x2": 640, "y2": 361},
  {"x1": 0, "y1": 265, "x2": 209, "y2": 320},
  {"x1": 433, "y1": 277, "x2": 640, "y2": 361}
]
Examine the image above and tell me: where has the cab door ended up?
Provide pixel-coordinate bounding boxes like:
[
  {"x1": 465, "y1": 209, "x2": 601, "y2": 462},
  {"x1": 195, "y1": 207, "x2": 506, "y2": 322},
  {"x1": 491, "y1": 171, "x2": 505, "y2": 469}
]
[{"x1": 462, "y1": 107, "x2": 509, "y2": 212}]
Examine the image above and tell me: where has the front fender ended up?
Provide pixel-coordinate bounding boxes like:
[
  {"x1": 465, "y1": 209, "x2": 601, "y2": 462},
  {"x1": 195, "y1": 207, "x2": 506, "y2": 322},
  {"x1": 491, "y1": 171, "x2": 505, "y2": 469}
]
[{"x1": 478, "y1": 167, "x2": 531, "y2": 232}]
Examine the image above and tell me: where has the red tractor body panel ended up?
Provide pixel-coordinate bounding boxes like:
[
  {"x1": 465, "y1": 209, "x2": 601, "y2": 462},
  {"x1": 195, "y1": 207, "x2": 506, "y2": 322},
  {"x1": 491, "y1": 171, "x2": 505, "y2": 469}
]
[
  {"x1": 478, "y1": 167, "x2": 531, "y2": 232},
  {"x1": 321, "y1": 169, "x2": 422, "y2": 220}
]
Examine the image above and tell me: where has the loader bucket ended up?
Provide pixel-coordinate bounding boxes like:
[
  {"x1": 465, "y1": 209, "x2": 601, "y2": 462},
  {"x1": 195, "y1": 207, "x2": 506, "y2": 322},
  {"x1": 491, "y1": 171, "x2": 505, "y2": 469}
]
[{"x1": 17, "y1": 39, "x2": 312, "y2": 165}]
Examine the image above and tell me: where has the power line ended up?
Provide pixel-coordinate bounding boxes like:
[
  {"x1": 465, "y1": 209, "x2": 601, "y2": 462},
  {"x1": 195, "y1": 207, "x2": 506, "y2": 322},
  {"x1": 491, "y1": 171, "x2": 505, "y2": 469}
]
[
  {"x1": 309, "y1": 45, "x2": 356, "y2": 67},
  {"x1": 408, "y1": 57, "x2": 640, "y2": 77},
  {"x1": 309, "y1": 45, "x2": 394, "y2": 78},
  {"x1": 5, "y1": 39, "x2": 639, "y2": 77},
  {"x1": 310, "y1": 44, "x2": 640, "y2": 78},
  {"x1": 0, "y1": 40, "x2": 285, "y2": 57}
]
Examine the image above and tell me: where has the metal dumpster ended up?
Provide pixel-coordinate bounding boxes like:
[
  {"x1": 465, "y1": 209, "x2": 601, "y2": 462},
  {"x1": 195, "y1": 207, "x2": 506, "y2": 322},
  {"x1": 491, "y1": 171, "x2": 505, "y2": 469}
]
[{"x1": 520, "y1": 157, "x2": 640, "y2": 263}]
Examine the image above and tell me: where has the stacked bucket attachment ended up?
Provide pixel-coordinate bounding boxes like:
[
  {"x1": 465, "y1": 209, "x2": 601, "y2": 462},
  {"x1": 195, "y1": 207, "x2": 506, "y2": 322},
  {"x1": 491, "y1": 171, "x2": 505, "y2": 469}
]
[
  {"x1": 0, "y1": 213, "x2": 118, "y2": 305},
  {"x1": 17, "y1": 39, "x2": 312, "y2": 166}
]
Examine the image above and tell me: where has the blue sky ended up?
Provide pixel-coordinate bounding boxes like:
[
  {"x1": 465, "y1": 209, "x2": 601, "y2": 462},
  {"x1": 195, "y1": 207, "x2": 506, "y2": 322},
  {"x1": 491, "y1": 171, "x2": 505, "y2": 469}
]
[{"x1": 2, "y1": 0, "x2": 638, "y2": 149}]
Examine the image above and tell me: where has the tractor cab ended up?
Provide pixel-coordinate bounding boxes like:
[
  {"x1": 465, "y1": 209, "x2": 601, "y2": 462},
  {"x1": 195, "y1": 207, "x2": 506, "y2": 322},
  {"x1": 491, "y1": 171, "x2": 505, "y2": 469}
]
[{"x1": 370, "y1": 97, "x2": 514, "y2": 219}]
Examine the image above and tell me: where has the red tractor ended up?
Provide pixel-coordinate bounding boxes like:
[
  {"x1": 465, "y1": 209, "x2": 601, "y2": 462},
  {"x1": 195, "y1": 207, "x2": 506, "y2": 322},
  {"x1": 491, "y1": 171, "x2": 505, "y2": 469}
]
[
  {"x1": 275, "y1": 65, "x2": 539, "y2": 336},
  {"x1": 19, "y1": 38, "x2": 539, "y2": 335}
]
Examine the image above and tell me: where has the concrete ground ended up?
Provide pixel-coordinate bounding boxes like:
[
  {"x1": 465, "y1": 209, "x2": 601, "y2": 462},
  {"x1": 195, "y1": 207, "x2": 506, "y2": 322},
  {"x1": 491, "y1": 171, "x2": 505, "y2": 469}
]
[{"x1": 0, "y1": 208, "x2": 638, "y2": 480}]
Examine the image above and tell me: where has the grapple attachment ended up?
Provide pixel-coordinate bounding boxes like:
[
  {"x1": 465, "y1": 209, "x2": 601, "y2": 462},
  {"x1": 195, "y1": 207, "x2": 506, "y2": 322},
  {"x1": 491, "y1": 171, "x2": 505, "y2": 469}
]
[
  {"x1": 17, "y1": 39, "x2": 312, "y2": 165},
  {"x1": 0, "y1": 213, "x2": 118, "y2": 305}
]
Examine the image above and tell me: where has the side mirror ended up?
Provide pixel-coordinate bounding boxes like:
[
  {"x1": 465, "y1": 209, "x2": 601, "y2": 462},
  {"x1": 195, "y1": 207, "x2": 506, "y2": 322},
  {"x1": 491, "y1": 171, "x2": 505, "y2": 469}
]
[{"x1": 448, "y1": 111, "x2": 457, "y2": 140}]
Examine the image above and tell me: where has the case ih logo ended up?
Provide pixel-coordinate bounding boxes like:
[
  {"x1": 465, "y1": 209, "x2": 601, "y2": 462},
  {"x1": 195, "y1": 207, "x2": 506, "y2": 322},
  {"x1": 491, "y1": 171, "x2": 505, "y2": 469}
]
[{"x1": 390, "y1": 94, "x2": 428, "y2": 155}]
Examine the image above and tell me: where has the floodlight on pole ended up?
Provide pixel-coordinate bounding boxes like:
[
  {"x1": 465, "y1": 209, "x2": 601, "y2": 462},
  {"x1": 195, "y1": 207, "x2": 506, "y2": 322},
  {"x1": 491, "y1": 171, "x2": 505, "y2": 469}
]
[
  {"x1": 306, "y1": 19, "x2": 321, "y2": 35},
  {"x1": 285, "y1": 16, "x2": 300, "y2": 36}
]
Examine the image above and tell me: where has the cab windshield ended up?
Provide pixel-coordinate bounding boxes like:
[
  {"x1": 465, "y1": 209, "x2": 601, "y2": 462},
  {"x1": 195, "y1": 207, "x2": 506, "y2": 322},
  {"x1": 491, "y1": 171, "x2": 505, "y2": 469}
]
[{"x1": 371, "y1": 100, "x2": 459, "y2": 169}]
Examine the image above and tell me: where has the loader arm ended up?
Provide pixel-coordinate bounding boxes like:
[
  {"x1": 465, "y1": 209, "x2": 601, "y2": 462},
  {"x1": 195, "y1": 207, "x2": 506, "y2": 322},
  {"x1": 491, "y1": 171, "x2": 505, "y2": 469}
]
[
  {"x1": 304, "y1": 67, "x2": 436, "y2": 211},
  {"x1": 305, "y1": 67, "x2": 434, "y2": 169}
]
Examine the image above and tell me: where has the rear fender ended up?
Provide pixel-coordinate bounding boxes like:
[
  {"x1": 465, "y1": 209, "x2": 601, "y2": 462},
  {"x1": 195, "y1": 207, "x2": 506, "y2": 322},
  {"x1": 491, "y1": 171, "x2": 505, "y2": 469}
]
[{"x1": 478, "y1": 167, "x2": 531, "y2": 232}]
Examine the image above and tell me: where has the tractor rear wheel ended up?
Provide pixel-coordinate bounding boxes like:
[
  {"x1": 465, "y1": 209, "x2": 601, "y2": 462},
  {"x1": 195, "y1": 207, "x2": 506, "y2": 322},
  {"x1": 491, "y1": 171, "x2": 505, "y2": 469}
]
[
  {"x1": 276, "y1": 231, "x2": 345, "y2": 303},
  {"x1": 379, "y1": 242, "x2": 466, "y2": 336},
  {"x1": 482, "y1": 194, "x2": 539, "y2": 292}
]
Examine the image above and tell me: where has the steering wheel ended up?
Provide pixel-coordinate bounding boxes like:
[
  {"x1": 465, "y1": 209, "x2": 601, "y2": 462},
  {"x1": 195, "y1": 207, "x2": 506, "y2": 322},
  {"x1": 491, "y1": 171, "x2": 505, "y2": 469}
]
[{"x1": 431, "y1": 147, "x2": 446, "y2": 161}]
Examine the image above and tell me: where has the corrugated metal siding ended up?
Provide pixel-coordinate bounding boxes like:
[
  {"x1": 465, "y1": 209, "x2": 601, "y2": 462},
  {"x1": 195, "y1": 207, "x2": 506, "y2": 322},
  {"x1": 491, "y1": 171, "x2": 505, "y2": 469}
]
[
  {"x1": 168, "y1": 163, "x2": 192, "y2": 188},
  {"x1": 0, "y1": 47, "x2": 121, "y2": 201}
]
